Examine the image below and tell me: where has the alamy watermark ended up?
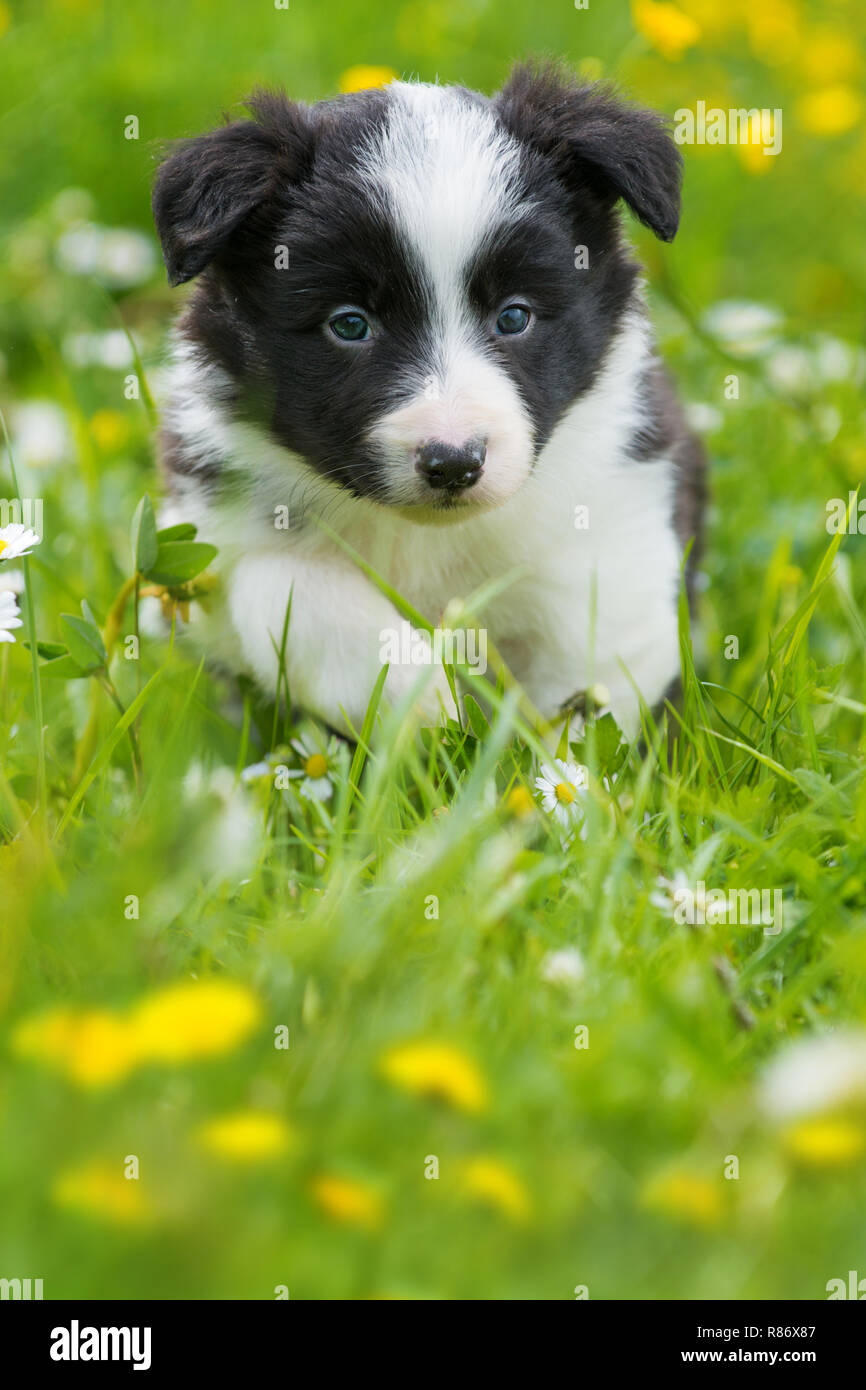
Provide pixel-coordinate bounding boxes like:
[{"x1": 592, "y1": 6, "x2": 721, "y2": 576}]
[
  {"x1": 673, "y1": 882, "x2": 783, "y2": 936},
  {"x1": 379, "y1": 625, "x2": 487, "y2": 674},
  {"x1": 0, "y1": 497, "x2": 43, "y2": 533},
  {"x1": 674, "y1": 103, "x2": 783, "y2": 157}
]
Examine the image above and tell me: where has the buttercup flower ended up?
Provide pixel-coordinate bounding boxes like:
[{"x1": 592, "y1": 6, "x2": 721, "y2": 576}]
[
  {"x1": 0, "y1": 589, "x2": 22, "y2": 644},
  {"x1": 0, "y1": 522, "x2": 40, "y2": 561},
  {"x1": 534, "y1": 759, "x2": 589, "y2": 831},
  {"x1": 379, "y1": 1040, "x2": 488, "y2": 1113}
]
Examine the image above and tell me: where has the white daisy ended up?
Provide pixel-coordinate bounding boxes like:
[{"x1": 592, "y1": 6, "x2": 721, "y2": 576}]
[
  {"x1": 288, "y1": 732, "x2": 343, "y2": 803},
  {"x1": 0, "y1": 523, "x2": 41, "y2": 562},
  {"x1": 759, "y1": 1031, "x2": 866, "y2": 1122},
  {"x1": 240, "y1": 760, "x2": 272, "y2": 785},
  {"x1": 0, "y1": 590, "x2": 23, "y2": 644},
  {"x1": 649, "y1": 871, "x2": 726, "y2": 925},
  {"x1": 534, "y1": 759, "x2": 589, "y2": 830},
  {"x1": 540, "y1": 947, "x2": 586, "y2": 986},
  {"x1": 0, "y1": 568, "x2": 25, "y2": 595}
]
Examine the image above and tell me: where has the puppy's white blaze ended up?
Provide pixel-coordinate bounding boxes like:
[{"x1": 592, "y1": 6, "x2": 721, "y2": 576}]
[
  {"x1": 361, "y1": 83, "x2": 535, "y2": 507},
  {"x1": 369, "y1": 343, "x2": 534, "y2": 508},
  {"x1": 363, "y1": 82, "x2": 526, "y2": 299}
]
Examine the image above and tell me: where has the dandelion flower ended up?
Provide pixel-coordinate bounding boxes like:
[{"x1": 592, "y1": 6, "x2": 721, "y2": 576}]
[
  {"x1": 0, "y1": 522, "x2": 40, "y2": 561},
  {"x1": 0, "y1": 589, "x2": 22, "y2": 644},
  {"x1": 641, "y1": 1169, "x2": 723, "y2": 1228},
  {"x1": 379, "y1": 1040, "x2": 488, "y2": 1113},
  {"x1": 534, "y1": 759, "x2": 589, "y2": 831},
  {"x1": 459, "y1": 1157, "x2": 532, "y2": 1223},
  {"x1": 130, "y1": 979, "x2": 261, "y2": 1064},
  {"x1": 631, "y1": 0, "x2": 700, "y2": 62},
  {"x1": 11, "y1": 1007, "x2": 140, "y2": 1087},
  {"x1": 53, "y1": 1160, "x2": 152, "y2": 1226},
  {"x1": 783, "y1": 1118, "x2": 866, "y2": 1168},
  {"x1": 310, "y1": 1174, "x2": 384, "y2": 1230},
  {"x1": 196, "y1": 1110, "x2": 294, "y2": 1163},
  {"x1": 797, "y1": 86, "x2": 862, "y2": 138},
  {"x1": 339, "y1": 65, "x2": 398, "y2": 94},
  {"x1": 504, "y1": 785, "x2": 534, "y2": 818}
]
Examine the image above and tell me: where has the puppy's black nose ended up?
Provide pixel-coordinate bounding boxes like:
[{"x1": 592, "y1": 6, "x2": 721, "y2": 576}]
[{"x1": 416, "y1": 439, "x2": 486, "y2": 491}]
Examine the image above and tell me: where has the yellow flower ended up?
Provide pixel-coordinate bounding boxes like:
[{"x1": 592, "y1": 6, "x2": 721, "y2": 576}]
[
  {"x1": 53, "y1": 1160, "x2": 151, "y2": 1226},
  {"x1": 196, "y1": 1110, "x2": 294, "y2": 1162},
  {"x1": 11, "y1": 979, "x2": 261, "y2": 1088},
  {"x1": 459, "y1": 1157, "x2": 532, "y2": 1223},
  {"x1": 89, "y1": 409, "x2": 130, "y2": 453},
  {"x1": 797, "y1": 87, "x2": 862, "y2": 138},
  {"x1": 130, "y1": 980, "x2": 261, "y2": 1063},
  {"x1": 745, "y1": 0, "x2": 800, "y2": 67},
  {"x1": 379, "y1": 1040, "x2": 488, "y2": 1113},
  {"x1": 641, "y1": 1169, "x2": 723, "y2": 1227},
  {"x1": 783, "y1": 1118, "x2": 866, "y2": 1168},
  {"x1": 504, "y1": 785, "x2": 534, "y2": 818},
  {"x1": 631, "y1": 0, "x2": 701, "y2": 61},
  {"x1": 339, "y1": 65, "x2": 398, "y2": 94},
  {"x1": 11, "y1": 1007, "x2": 139, "y2": 1088},
  {"x1": 736, "y1": 113, "x2": 779, "y2": 177},
  {"x1": 800, "y1": 30, "x2": 862, "y2": 87},
  {"x1": 310, "y1": 1174, "x2": 384, "y2": 1230}
]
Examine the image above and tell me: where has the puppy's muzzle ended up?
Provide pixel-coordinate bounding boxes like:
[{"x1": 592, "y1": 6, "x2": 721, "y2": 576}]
[{"x1": 415, "y1": 438, "x2": 486, "y2": 492}]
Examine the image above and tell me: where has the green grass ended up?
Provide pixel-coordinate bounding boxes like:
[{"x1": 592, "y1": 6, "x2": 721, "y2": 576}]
[{"x1": 0, "y1": 0, "x2": 865, "y2": 1300}]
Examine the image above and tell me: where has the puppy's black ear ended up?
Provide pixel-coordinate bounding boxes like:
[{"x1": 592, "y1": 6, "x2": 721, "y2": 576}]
[
  {"x1": 495, "y1": 61, "x2": 682, "y2": 242},
  {"x1": 152, "y1": 92, "x2": 314, "y2": 286}
]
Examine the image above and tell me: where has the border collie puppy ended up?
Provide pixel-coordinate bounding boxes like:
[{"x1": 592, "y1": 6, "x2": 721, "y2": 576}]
[{"x1": 153, "y1": 62, "x2": 705, "y2": 736}]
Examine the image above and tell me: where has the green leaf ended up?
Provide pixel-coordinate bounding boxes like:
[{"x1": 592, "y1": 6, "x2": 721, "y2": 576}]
[
  {"x1": 145, "y1": 540, "x2": 217, "y2": 586},
  {"x1": 156, "y1": 522, "x2": 197, "y2": 543},
  {"x1": 60, "y1": 612, "x2": 106, "y2": 670},
  {"x1": 40, "y1": 652, "x2": 93, "y2": 679},
  {"x1": 25, "y1": 640, "x2": 68, "y2": 660},
  {"x1": 131, "y1": 495, "x2": 158, "y2": 575},
  {"x1": 463, "y1": 694, "x2": 490, "y2": 739}
]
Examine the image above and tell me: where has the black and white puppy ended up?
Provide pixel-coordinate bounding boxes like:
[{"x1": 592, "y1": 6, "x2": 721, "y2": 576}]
[{"x1": 153, "y1": 61, "x2": 705, "y2": 736}]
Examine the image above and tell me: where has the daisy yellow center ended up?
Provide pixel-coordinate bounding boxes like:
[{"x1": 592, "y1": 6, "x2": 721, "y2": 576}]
[
  {"x1": 304, "y1": 754, "x2": 328, "y2": 779},
  {"x1": 555, "y1": 782, "x2": 575, "y2": 805},
  {"x1": 0, "y1": 539, "x2": 7, "y2": 556}
]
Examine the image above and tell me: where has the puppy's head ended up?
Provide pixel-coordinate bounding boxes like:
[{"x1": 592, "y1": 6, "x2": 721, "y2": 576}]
[{"x1": 153, "y1": 62, "x2": 681, "y2": 520}]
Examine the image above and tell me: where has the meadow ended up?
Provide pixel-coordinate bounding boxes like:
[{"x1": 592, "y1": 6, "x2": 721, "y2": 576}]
[{"x1": 0, "y1": 0, "x2": 865, "y2": 1299}]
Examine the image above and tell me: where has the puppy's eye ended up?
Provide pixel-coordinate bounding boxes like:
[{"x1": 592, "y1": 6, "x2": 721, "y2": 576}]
[
  {"x1": 495, "y1": 304, "x2": 531, "y2": 336},
  {"x1": 329, "y1": 311, "x2": 372, "y2": 342}
]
